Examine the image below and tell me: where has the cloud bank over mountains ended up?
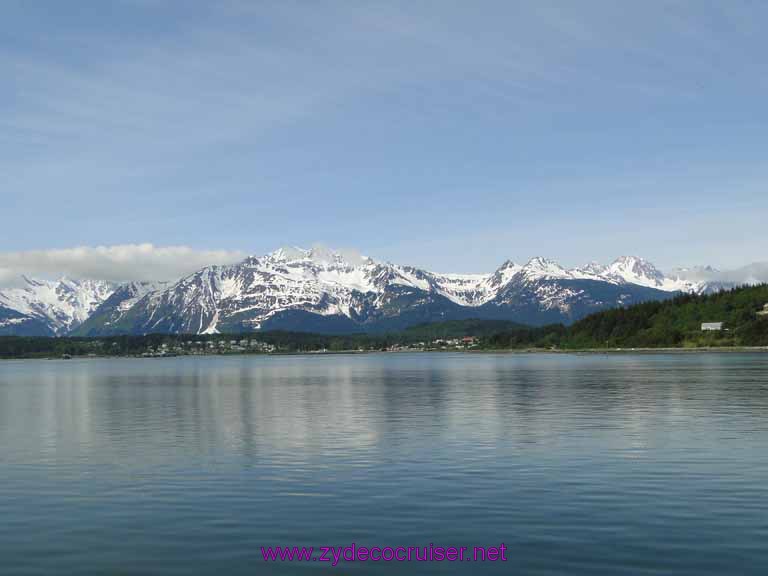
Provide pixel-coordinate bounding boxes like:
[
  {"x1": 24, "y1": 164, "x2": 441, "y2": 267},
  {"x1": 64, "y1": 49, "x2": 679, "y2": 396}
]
[
  {"x1": 0, "y1": 244, "x2": 245, "y2": 288},
  {"x1": 673, "y1": 263, "x2": 768, "y2": 287}
]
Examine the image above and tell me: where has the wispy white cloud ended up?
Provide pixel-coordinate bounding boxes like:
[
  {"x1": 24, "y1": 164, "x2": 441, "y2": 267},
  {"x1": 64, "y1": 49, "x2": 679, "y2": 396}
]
[
  {"x1": 0, "y1": 244, "x2": 245, "y2": 287},
  {"x1": 2, "y1": 1, "x2": 767, "y2": 270}
]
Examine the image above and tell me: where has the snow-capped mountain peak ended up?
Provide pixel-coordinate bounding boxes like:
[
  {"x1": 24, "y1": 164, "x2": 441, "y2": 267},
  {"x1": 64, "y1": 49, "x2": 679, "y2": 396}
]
[
  {"x1": 485, "y1": 260, "x2": 523, "y2": 293},
  {"x1": 266, "y1": 245, "x2": 371, "y2": 269},
  {"x1": 600, "y1": 256, "x2": 705, "y2": 293},
  {"x1": 521, "y1": 257, "x2": 570, "y2": 280},
  {"x1": 605, "y1": 256, "x2": 664, "y2": 284},
  {"x1": 0, "y1": 276, "x2": 116, "y2": 335},
  {"x1": 0, "y1": 247, "x2": 734, "y2": 337},
  {"x1": 579, "y1": 261, "x2": 607, "y2": 276},
  {"x1": 267, "y1": 246, "x2": 310, "y2": 262}
]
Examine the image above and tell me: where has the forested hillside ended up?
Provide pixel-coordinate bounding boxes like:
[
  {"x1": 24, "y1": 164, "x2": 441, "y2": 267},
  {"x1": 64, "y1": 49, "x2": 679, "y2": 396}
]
[
  {"x1": 563, "y1": 284, "x2": 768, "y2": 348},
  {"x1": 483, "y1": 284, "x2": 768, "y2": 349}
]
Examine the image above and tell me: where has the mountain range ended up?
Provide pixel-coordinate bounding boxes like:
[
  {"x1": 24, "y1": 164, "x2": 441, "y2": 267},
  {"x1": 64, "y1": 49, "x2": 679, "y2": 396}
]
[{"x1": 0, "y1": 247, "x2": 747, "y2": 337}]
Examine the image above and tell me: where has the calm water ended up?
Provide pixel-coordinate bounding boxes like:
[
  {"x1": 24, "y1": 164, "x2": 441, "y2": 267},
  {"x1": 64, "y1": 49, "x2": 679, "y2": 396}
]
[{"x1": 1, "y1": 353, "x2": 768, "y2": 575}]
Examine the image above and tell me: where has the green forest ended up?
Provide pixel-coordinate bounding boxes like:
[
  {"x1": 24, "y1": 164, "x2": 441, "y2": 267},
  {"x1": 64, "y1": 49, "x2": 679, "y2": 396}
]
[
  {"x1": 485, "y1": 284, "x2": 768, "y2": 349},
  {"x1": 562, "y1": 284, "x2": 768, "y2": 349}
]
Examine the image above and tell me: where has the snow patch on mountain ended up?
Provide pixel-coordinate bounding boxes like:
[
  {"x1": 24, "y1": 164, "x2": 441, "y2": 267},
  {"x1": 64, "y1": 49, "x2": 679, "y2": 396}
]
[
  {"x1": 0, "y1": 246, "x2": 742, "y2": 336},
  {"x1": 115, "y1": 281, "x2": 168, "y2": 311},
  {"x1": 0, "y1": 277, "x2": 115, "y2": 334},
  {"x1": 599, "y1": 256, "x2": 705, "y2": 293},
  {"x1": 126, "y1": 248, "x2": 703, "y2": 334}
]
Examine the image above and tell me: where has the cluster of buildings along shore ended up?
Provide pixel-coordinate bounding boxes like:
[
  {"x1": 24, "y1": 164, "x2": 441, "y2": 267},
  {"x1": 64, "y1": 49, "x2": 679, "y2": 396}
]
[
  {"x1": 141, "y1": 339, "x2": 276, "y2": 357},
  {"x1": 386, "y1": 337, "x2": 479, "y2": 352},
  {"x1": 138, "y1": 336, "x2": 480, "y2": 357}
]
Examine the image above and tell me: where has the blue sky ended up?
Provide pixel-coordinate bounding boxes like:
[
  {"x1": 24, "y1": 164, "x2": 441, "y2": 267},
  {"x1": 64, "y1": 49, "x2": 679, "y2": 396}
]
[{"x1": 2, "y1": 0, "x2": 767, "y2": 275}]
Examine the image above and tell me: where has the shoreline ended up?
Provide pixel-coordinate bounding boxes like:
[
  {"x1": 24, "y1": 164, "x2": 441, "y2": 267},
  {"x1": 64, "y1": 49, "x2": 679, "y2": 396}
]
[{"x1": 3, "y1": 346, "x2": 768, "y2": 362}]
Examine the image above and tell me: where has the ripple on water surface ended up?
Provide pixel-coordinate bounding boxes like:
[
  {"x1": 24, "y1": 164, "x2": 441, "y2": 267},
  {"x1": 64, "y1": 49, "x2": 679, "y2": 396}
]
[{"x1": 1, "y1": 353, "x2": 768, "y2": 575}]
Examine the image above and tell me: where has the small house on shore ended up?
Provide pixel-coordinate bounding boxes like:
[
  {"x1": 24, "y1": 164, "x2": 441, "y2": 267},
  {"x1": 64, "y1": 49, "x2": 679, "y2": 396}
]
[{"x1": 701, "y1": 322, "x2": 724, "y2": 331}]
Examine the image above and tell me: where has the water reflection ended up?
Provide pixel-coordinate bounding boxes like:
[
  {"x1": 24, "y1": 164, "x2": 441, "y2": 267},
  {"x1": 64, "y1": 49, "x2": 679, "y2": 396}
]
[
  {"x1": 3, "y1": 354, "x2": 768, "y2": 468},
  {"x1": 2, "y1": 353, "x2": 768, "y2": 575}
]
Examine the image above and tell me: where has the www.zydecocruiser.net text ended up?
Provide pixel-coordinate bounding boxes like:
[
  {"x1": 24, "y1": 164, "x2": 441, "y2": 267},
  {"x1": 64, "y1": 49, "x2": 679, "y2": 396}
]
[{"x1": 261, "y1": 543, "x2": 508, "y2": 566}]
